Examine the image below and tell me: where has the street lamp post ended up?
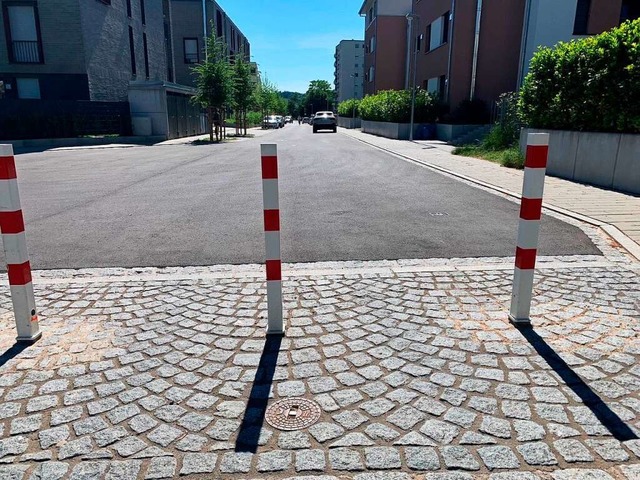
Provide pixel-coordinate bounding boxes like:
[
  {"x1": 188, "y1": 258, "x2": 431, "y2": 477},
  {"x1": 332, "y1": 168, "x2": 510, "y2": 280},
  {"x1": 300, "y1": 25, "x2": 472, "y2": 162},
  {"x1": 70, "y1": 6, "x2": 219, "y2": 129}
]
[
  {"x1": 407, "y1": 13, "x2": 420, "y2": 142},
  {"x1": 350, "y1": 73, "x2": 358, "y2": 119}
]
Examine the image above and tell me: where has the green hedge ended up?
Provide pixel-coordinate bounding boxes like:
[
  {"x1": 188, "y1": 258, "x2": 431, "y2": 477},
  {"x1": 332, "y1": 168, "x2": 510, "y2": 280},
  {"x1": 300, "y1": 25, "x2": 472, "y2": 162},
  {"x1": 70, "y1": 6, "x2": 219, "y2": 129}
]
[
  {"x1": 337, "y1": 98, "x2": 360, "y2": 117},
  {"x1": 519, "y1": 19, "x2": 640, "y2": 133},
  {"x1": 359, "y1": 89, "x2": 438, "y2": 123}
]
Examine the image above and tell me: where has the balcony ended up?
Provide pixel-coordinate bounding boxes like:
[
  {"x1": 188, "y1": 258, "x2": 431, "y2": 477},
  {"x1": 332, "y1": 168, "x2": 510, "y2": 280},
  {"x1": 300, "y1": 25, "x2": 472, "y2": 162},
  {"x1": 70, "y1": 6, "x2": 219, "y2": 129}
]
[{"x1": 11, "y1": 41, "x2": 41, "y2": 63}]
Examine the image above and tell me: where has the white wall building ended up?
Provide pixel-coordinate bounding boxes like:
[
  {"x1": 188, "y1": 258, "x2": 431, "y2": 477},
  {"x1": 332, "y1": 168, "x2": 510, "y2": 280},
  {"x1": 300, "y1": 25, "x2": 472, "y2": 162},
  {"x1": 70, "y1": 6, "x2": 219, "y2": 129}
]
[{"x1": 334, "y1": 40, "x2": 365, "y2": 104}]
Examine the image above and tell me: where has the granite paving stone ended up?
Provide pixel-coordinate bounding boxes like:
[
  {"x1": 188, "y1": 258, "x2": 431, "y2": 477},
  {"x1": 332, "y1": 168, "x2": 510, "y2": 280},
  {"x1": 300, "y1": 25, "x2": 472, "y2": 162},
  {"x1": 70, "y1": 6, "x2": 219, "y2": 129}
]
[
  {"x1": 0, "y1": 255, "x2": 638, "y2": 478},
  {"x1": 477, "y1": 446, "x2": 521, "y2": 470},
  {"x1": 404, "y1": 446, "x2": 440, "y2": 470}
]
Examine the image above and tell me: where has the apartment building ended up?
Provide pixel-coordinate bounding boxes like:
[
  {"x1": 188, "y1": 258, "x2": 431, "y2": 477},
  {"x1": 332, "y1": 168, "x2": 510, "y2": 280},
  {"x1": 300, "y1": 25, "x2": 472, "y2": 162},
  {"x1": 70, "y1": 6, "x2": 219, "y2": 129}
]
[
  {"x1": 359, "y1": 0, "x2": 412, "y2": 96},
  {"x1": 171, "y1": 0, "x2": 250, "y2": 88},
  {"x1": 413, "y1": 0, "x2": 526, "y2": 112},
  {"x1": 360, "y1": 0, "x2": 639, "y2": 113},
  {"x1": 0, "y1": 0, "x2": 168, "y2": 101},
  {"x1": 334, "y1": 40, "x2": 365, "y2": 103},
  {"x1": 518, "y1": 0, "x2": 640, "y2": 84}
]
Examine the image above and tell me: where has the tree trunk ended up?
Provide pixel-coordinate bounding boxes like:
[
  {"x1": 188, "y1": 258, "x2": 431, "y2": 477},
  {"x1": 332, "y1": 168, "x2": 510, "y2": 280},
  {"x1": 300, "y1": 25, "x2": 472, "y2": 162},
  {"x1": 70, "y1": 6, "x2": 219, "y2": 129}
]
[{"x1": 208, "y1": 107, "x2": 213, "y2": 142}]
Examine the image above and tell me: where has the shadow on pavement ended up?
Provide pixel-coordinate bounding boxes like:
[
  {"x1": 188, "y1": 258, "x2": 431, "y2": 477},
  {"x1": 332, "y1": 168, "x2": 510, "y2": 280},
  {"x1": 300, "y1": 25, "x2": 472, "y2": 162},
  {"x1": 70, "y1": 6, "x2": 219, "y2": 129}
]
[
  {"x1": 518, "y1": 326, "x2": 638, "y2": 441},
  {"x1": 0, "y1": 342, "x2": 30, "y2": 368},
  {"x1": 234, "y1": 334, "x2": 283, "y2": 453}
]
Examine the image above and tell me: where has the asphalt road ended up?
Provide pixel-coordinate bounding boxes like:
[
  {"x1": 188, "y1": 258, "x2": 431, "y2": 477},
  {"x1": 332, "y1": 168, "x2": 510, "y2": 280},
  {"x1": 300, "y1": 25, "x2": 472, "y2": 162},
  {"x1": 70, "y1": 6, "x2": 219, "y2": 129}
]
[{"x1": 10, "y1": 124, "x2": 599, "y2": 269}]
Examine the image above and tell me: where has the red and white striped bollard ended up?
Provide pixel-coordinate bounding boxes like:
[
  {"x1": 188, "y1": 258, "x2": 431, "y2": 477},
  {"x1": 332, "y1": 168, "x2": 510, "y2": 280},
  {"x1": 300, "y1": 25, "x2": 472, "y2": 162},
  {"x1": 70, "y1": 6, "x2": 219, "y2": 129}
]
[
  {"x1": 509, "y1": 133, "x2": 549, "y2": 325},
  {"x1": 260, "y1": 144, "x2": 284, "y2": 335},
  {"x1": 0, "y1": 144, "x2": 41, "y2": 343}
]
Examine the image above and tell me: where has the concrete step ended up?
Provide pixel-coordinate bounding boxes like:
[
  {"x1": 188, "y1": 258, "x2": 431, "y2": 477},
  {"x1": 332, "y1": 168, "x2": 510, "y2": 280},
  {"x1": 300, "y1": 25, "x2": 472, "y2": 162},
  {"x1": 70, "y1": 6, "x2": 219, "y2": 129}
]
[{"x1": 451, "y1": 125, "x2": 492, "y2": 146}]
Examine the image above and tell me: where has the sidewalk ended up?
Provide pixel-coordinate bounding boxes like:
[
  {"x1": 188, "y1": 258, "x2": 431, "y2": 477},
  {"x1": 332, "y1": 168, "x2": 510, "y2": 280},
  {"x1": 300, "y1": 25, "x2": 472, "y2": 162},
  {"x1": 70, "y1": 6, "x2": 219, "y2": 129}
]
[
  {"x1": 0, "y1": 239, "x2": 639, "y2": 479},
  {"x1": 339, "y1": 129, "x2": 640, "y2": 260},
  {"x1": 156, "y1": 127, "x2": 276, "y2": 146}
]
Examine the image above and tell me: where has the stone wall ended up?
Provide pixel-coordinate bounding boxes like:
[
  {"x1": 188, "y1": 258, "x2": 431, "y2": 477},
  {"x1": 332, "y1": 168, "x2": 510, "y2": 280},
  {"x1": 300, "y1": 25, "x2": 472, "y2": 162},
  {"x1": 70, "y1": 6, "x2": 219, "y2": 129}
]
[{"x1": 520, "y1": 128, "x2": 640, "y2": 195}]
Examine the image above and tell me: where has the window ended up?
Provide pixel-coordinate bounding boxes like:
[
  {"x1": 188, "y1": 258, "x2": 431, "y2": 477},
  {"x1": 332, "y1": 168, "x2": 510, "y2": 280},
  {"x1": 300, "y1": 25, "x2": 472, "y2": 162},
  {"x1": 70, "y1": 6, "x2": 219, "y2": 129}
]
[
  {"x1": 429, "y1": 17, "x2": 443, "y2": 51},
  {"x1": 128, "y1": 26, "x2": 136, "y2": 77},
  {"x1": 3, "y1": 3, "x2": 43, "y2": 63},
  {"x1": 442, "y1": 11, "x2": 450, "y2": 44},
  {"x1": 143, "y1": 33, "x2": 149, "y2": 78},
  {"x1": 368, "y1": 66, "x2": 374, "y2": 82},
  {"x1": 573, "y1": 0, "x2": 591, "y2": 35},
  {"x1": 621, "y1": 0, "x2": 640, "y2": 23},
  {"x1": 369, "y1": 36, "x2": 375, "y2": 53},
  {"x1": 426, "y1": 12, "x2": 450, "y2": 52},
  {"x1": 438, "y1": 75, "x2": 446, "y2": 98},
  {"x1": 216, "y1": 10, "x2": 223, "y2": 38},
  {"x1": 16, "y1": 78, "x2": 40, "y2": 99},
  {"x1": 416, "y1": 34, "x2": 423, "y2": 52},
  {"x1": 140, "y1": 0, "x2": 145, "y2": 25},
  {"x1": 426, "y1": 77, "x2": 439, "y2": 94},
  {"x1": 425, "y1": 25, "x2": 431, "y2": 52},
  {"x1": 183, "y1": 38, "x2": 198, "y2": 63},
  {"x1": 126, "y1": 0, "x2": 132, "y2": 18}
]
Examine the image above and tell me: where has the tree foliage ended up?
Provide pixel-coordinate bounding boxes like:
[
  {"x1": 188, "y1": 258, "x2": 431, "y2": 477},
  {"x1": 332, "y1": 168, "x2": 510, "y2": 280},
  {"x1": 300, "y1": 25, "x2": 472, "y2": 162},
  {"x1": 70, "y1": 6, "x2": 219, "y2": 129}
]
[
  {"x1": 232, "y1": 51, "x2": 253, "y2": 135},
  {"x1": 519, "y1": 19, "x2": 640, "y2": 133},
  {"x1": 192, "y1": 33, "x2": 234, "y2": 141},
  {"x1": 359, "y1": 89, "x2": 438, "y2": 123},
  {"x1": 304, "y1": 80, "x2": 335, "y2": 114}
]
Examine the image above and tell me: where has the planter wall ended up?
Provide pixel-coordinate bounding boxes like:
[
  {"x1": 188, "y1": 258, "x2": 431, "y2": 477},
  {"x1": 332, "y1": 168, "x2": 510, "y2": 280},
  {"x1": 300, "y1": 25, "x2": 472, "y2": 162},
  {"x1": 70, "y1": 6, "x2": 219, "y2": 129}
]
[
  {"x1": 520, "y1": 128, "x2": 640, "y2": 195},
  {"x1": 436, "y1": 124, "x2": 490, "y2": 143},
  {"x1": 361, "y1": 120, "x2": 435, "y2": 140},
  {"x1": 337, "y1": 116, "x2": 361, "y2": 129}
]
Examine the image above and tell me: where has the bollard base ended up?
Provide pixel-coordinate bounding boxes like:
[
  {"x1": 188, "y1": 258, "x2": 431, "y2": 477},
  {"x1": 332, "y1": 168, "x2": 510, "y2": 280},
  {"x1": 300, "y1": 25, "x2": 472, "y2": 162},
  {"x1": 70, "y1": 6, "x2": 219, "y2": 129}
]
[
  {"x1": 267, "y1": 328, "x2": 285, "y2": 336},
  {"x1": 16, "y1": 331, "x2": 42, "y2": 344},
  {"x1": 508, "y1": 314, "x2": 531, "y2": 328}
]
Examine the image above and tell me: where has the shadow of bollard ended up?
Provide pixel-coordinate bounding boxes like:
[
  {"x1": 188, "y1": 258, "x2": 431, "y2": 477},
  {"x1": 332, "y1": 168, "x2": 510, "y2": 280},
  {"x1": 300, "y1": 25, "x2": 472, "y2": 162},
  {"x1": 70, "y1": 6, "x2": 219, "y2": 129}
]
[
  {"x1": 0, "y1": 342, "x2": 30, "y2": 368},
  {"x1": 518, "y1": 326, "x2": 638, "y2": 442},
  {"x1": 234, "y1": 334, "x2": 283, "y2": 453}
]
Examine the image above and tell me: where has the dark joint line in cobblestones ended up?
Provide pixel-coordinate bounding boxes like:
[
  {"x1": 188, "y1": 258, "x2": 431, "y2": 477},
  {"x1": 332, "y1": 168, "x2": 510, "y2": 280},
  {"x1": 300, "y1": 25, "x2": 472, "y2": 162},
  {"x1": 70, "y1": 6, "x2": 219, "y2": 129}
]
[{"x1": 520, "y1": 326, "x2": 638, "y2": 442}]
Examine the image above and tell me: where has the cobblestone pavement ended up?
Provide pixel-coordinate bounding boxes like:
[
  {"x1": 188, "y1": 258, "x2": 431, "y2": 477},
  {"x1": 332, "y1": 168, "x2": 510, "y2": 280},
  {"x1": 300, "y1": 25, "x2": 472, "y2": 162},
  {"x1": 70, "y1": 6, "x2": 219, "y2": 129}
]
[{"x1": 0, "y1": 230, "x2": 639, "y2": 479}]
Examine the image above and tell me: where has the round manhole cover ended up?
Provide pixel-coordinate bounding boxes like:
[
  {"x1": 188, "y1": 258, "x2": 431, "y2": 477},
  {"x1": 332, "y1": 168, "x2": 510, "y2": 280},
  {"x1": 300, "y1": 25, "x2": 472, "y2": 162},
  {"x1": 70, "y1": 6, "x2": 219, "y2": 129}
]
[{"x1": 265, "y1": 398, "x2": 322, "y2": 431}]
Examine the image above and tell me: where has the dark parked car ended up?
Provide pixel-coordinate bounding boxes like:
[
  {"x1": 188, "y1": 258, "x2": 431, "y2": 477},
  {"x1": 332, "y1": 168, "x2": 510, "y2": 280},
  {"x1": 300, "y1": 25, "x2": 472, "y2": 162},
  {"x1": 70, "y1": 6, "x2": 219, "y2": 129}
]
[{"x1": 312, "y1": 111, "x2": 337, "y2": 133}]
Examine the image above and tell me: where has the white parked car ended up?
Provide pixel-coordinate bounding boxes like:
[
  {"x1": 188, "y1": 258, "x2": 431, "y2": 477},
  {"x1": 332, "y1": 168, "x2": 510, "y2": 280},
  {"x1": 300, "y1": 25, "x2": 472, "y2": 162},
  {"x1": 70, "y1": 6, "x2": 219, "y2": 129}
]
[{"x1": 262, "y1": 115, "x2": 279, "y2": 129}]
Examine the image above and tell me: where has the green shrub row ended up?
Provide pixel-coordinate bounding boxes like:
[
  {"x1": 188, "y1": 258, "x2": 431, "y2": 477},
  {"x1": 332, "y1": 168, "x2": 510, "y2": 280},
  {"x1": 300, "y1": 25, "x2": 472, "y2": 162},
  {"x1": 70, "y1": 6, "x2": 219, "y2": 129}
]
[
  {"x1": 358, "y1": 89, "x2": 439, "y2": 123},
  {"x1": 519, "y1": 19, "x2": 640, "y2": 133},
  {"x1": 337, "y1": 98, "x2": 360, "y2": 117}
]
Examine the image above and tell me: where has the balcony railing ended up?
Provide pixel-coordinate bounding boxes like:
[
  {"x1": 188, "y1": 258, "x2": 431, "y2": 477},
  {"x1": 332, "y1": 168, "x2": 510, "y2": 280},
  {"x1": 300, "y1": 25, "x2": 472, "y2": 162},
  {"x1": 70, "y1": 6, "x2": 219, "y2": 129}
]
[{"x1": 11, "y1": 40, "x2": 41, "y2": 63}]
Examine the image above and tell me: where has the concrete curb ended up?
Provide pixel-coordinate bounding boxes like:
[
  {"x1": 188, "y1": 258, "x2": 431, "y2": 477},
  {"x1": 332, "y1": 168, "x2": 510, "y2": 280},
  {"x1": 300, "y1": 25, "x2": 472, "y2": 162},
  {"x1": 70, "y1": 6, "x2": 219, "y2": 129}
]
[{"x1": 343, "y1": 131, "x2": 640, "y2": 262}]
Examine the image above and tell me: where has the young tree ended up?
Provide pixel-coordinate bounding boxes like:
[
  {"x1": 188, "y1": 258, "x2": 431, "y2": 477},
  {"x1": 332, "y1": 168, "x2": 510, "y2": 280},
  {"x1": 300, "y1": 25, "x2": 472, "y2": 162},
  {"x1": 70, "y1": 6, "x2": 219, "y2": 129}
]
[
  {"x1": 253, "y1": 77, "x2": 279, "y2": 119},
  {"x1": 192, "y1": 32, "x2": 233, "y2": 142},
  {"x1": 232, "y1": 51, "x2": 253, "y2": 136}
]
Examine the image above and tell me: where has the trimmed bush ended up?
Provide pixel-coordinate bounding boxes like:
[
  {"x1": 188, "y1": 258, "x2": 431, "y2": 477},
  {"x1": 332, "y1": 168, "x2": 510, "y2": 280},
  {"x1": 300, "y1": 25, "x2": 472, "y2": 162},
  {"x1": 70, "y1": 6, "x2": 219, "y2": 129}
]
[
  {"x1": 337, "y1": 99, "x2": 360, "y2": 117},
  {"x1": 519, "y1": 19, "x2": 640, "y2": 133},
  {"x1": 359, "y1": 89, "x2": 438, "y2": 123}
]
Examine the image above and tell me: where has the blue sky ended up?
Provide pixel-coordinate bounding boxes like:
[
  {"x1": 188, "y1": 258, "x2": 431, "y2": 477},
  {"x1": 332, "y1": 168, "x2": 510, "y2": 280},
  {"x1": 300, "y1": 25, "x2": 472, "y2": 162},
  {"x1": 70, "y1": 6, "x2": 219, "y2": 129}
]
[{"x1": 220, "y1": 0, "x2": 365, "y2": 93}]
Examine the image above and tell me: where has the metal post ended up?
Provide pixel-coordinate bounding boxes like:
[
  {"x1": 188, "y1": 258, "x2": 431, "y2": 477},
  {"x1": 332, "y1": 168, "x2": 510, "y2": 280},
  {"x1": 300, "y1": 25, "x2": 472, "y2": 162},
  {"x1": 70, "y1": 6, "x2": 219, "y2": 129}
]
[
  {"x1": 408, "y1": 15, "x2": 419, "y2": 141},
  {"x1": 260, "y1": 144, "x2": 284, "y2": 335},
  {"x1": 0, "y1": 144, "x2": 41, "y2": 343},
  {"x1": 509, "y1": 133, "x2": 549, "y2": 325}
]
